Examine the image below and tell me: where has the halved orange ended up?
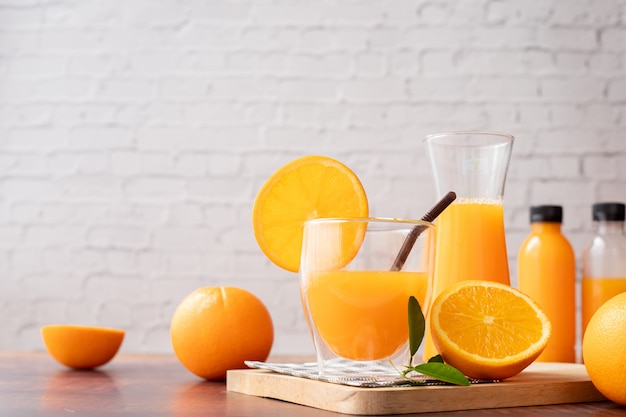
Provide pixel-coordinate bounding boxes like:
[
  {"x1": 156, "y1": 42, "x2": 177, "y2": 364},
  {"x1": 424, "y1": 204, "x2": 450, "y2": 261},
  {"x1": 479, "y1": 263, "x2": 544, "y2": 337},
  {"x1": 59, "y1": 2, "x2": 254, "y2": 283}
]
[
  {"x1": 252, "y1": 156, "x2": 369, "y2": 272},
  {"x1": 429, "y1": 280, "x2": 551, "y2": 380},
  {"x1": 41, "y1": 325, "x2": 125, "y2": 369}
]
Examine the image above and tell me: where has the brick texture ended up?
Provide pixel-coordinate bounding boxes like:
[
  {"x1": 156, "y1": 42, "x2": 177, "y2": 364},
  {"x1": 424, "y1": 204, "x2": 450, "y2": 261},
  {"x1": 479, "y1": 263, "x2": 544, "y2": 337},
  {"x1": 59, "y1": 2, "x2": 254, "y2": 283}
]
[{"x1": 1, "y1": 0, "x2": 625, "y2": 358}]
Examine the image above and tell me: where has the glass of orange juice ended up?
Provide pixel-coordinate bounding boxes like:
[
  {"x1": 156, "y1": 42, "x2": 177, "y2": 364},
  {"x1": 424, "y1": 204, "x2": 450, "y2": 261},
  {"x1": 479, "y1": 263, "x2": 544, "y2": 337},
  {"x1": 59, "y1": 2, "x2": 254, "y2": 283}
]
[
  {"x1": 422, "y1": 130, "x2": 514, "y2": 359},
  {"x1": 299, "y1": 217, "x2": 435, "y2": 378}
]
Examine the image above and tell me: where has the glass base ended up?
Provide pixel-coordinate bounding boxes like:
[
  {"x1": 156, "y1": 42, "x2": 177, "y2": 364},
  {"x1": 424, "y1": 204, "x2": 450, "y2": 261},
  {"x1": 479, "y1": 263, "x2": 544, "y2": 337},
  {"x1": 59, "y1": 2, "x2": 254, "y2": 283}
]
[{"x1": 315, "y1": 344, "x2": 412, "y2": 380}]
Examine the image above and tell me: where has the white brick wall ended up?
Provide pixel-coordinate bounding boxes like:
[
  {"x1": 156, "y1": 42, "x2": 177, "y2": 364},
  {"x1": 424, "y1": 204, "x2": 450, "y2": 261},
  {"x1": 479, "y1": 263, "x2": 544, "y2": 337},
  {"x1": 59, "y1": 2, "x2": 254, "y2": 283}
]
[{"x1": 0, "y1": 0, "x2": 625, "y2": 357}]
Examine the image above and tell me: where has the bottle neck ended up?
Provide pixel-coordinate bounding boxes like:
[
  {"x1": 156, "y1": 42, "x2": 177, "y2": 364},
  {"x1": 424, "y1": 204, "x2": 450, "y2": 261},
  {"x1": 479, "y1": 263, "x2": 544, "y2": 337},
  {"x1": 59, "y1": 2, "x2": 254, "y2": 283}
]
[
  {"x1": 530, "y1": 222, "x2": 562, "y2": 234},
  {"x1": 595, "y1": 221, "x2": 625, "y2": 235}
]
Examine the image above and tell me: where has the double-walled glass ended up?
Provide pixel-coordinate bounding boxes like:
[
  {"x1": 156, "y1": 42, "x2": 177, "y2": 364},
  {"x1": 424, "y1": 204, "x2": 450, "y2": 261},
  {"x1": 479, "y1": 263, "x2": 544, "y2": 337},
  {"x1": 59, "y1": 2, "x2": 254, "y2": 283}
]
[{"x1": 300, "y1": 217, "x2": 435, "y2": 379}]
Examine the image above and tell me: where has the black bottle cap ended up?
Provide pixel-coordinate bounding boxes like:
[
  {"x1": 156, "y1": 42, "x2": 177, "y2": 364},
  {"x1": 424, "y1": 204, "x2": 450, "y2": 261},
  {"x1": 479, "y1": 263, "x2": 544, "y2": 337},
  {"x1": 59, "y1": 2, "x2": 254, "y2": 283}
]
[
  {"x1": 530, "y1": 205, "x2": 563, "y2": 223},
  {"x1": 592, "y1": 202, "x2": 625, "y2": 221}
]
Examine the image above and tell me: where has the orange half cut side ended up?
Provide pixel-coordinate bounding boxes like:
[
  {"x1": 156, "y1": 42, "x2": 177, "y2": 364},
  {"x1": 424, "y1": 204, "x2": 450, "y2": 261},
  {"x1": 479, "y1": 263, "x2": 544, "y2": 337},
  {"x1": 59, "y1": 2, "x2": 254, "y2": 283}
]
[{"x1": 429, "y1": 280, "x2": 551, "y2": 380}]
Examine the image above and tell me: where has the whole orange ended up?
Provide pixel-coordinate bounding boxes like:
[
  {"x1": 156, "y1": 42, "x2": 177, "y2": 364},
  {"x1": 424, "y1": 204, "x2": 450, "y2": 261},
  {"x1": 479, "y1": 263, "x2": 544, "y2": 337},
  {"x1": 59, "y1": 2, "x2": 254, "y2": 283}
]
[
  {"x1": 170, "y1": 286, "x2": 274, "y2": 380},
  {"x1": 583, "y1": 292, "x2": 626, "y2": 405}
]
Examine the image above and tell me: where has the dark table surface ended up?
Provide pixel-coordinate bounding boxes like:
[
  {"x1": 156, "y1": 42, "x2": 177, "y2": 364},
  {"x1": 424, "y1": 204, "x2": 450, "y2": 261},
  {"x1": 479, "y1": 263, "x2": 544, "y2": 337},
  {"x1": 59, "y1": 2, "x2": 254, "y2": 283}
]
[{"x1": 2, "y1": 352, "x2": 626, "y2": 416}]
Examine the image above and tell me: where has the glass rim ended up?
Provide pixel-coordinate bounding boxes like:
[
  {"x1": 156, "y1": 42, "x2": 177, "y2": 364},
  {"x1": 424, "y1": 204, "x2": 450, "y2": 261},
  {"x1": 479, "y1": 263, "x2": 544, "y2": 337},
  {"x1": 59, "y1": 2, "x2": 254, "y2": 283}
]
[
  {"x1": 303, "y1": 217, "x2": 435, "y2": 228},
  {"x1": 423, "y1": 130, "x2": 514, "y2": 144}
]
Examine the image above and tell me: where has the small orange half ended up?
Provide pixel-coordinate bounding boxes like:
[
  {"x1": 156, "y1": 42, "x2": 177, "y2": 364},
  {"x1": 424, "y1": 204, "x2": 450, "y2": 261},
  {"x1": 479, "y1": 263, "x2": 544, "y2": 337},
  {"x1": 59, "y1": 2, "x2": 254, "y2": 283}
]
[
  {"x1": 41, "y1": 325, "x2": 125, "y2": 369},
  {"x1": 252, "y1": 155, "x2": 369, "y2": 272}
]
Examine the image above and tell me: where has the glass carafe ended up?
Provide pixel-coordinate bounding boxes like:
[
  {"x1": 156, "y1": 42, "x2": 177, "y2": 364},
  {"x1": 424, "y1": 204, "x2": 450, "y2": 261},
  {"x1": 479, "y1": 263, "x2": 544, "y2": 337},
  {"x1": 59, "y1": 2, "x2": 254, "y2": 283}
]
[{"x1": 423, "y1": 131, "x2": 514, "y2": 358}]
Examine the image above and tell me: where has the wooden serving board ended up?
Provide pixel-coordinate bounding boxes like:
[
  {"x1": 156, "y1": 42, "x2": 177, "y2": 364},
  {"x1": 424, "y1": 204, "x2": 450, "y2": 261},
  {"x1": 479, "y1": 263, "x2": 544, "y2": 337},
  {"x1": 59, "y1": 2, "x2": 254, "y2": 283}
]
[{"x1": 226, "y1": 362, "x2": 607, "y2": 415}]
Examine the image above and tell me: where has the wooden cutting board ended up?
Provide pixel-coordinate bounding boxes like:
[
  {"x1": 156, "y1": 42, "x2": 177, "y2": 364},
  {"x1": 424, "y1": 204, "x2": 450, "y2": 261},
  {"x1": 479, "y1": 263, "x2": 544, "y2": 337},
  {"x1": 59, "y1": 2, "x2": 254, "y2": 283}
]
[{"x1": 226, "y1": 362, "x2": 607, "y2": 415}]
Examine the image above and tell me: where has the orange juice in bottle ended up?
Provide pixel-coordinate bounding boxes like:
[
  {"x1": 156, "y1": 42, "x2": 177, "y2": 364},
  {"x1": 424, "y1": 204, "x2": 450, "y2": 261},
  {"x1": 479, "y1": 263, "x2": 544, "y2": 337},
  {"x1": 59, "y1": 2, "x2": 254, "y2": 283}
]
[
  {"x1": 518, "y1": 205, "x2": 575, "y2": 362},
  {"x1": 582, "y1": 203, "x2": 626, "y2": 335}
]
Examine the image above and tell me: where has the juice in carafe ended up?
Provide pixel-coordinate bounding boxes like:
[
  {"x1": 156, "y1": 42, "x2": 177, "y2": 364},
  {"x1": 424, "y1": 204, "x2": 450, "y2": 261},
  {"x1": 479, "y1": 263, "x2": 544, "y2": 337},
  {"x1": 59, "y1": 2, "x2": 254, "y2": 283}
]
[
  {"x1": 432, "y1": 198, "x2": 510, "y2": 291},
  {"x1": 423, "y1": 198, "x2": 510, "y2": 358}
]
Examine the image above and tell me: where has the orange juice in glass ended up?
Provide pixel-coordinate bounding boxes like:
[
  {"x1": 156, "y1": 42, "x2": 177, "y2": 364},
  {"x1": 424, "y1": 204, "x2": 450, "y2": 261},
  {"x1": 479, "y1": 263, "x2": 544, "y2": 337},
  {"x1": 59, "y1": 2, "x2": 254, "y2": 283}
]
[
  {"x1": 300, "y1": 217, "x2": 435, "y2": 378},
  {"x1": 423, "y1": 131, "x2": 514, "y2": 358}
]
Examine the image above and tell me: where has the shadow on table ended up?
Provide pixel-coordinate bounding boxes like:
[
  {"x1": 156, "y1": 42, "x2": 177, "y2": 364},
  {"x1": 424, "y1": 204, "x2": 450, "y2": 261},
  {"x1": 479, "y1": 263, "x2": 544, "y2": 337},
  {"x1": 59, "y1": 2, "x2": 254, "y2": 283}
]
[{"x1": 40, "y1": 368, "x2": 122, "y2": 414}]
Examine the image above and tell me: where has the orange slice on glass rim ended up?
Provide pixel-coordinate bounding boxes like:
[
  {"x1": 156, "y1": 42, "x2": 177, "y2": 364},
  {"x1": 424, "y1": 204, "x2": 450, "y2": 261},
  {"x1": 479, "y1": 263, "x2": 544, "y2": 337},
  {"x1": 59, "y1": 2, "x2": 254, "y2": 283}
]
[{"x1": 252, "y1": 156, "x2": 369, "y2": 273}]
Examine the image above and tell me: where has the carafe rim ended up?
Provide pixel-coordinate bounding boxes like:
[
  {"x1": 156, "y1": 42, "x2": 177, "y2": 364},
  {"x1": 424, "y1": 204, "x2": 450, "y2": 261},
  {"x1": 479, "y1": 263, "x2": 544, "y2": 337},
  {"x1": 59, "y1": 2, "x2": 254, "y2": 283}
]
[{"x1": 424, "y1": 130, "x2": 514, "y2": 145}]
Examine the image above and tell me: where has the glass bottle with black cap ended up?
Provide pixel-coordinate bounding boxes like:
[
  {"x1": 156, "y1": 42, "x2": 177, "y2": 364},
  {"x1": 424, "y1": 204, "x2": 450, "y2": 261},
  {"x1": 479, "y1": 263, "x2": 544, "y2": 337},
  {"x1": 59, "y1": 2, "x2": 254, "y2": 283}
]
[{"x1": 582, "y1": 202, "x2": 626, "y2": 335}]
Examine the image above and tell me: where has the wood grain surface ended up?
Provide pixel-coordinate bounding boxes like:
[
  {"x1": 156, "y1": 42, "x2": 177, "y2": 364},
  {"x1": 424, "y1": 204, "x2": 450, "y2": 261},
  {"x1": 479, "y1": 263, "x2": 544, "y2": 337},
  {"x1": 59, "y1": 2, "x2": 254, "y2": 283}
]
[{"x1": 2, "y1": 352, "x2": 626, "y2": 417}]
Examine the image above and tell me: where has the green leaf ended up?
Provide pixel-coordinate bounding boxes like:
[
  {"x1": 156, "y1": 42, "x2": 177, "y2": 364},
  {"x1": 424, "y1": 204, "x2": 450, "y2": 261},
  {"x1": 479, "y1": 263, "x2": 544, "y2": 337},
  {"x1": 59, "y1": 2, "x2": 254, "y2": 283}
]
[
  {"x1": 427, "y1": 354, "x2": 444, "y2": 363},
  {"x1": 399, "y1": 296, "x2": 469, "y2": 387},
  {"x1": 408, "y1": 296, "x2": 425, "y2": 360},
  {"x1": 413, "y1": 362, "x2": 470, "y2": 386}
]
